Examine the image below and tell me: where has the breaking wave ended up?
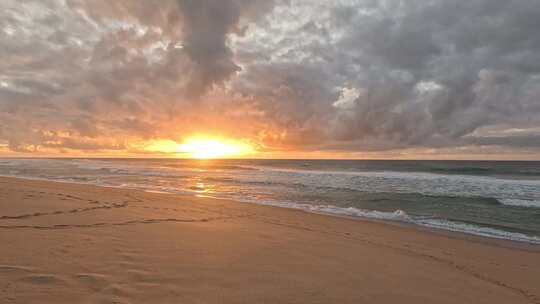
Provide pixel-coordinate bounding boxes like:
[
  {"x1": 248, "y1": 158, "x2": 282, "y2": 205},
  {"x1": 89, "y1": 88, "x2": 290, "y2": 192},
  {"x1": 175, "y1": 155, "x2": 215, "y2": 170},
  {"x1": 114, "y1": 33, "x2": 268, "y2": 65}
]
[
  {"x1": 234, "y1": 198, "x2": 540, "y2": 244},
  {"x1": 497, "y1": 199, "x2": 540, "y2": 208}
]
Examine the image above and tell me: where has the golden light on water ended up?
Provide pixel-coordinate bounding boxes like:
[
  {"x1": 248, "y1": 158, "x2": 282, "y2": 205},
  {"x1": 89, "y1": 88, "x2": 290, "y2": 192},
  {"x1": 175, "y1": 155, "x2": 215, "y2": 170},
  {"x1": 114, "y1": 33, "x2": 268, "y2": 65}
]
[{"x1": 142, "y1": 137, "x2": 255, "y2": 159}]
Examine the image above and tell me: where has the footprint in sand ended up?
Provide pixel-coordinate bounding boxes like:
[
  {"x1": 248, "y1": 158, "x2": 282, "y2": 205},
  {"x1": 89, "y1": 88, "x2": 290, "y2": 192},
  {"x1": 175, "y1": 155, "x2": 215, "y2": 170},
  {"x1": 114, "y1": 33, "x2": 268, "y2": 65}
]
[
  {"x1": 75, "y1": 273, "x2": 110, "y2": 291},
  {"x1": 20, "y1": 274, "x2": 62, "y2": 285},
  {"x1": 0, "y1": 265, "x2": 34, "y2": 273},
  {"x1": 125, "y1": 269, "x2": 154, "y2": 284},
  {"x1": 102, "y1": 283, "x2": 134, "y2": 299}
]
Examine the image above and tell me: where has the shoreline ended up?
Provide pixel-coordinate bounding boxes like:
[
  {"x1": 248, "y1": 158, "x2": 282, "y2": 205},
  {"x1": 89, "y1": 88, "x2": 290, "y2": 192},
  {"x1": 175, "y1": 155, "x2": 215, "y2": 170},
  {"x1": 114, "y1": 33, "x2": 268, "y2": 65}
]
[
  {"x1": 198, "y1": 191, "x2": 540, "y2": 252},
  {"x1": 1, "y1": 176, "x2": 540, "y2": 303},
  {"x1": 2, "y1": 174, "x2": 539, "y2": 250}
]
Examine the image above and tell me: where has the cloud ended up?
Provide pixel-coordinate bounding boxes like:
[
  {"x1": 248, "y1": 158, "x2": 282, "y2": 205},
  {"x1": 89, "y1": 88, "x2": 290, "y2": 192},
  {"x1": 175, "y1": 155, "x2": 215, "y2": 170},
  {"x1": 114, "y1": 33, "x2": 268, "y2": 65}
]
[
  {"x1": 230, "y1": 0, "x2": 540, "y2": 154},
  {"x1": 177, "y1": 0, "x2": 278, "y2": 97},
  {"x1": 0, "y1": 0, "x2": 540, "y2": 158},
  {"x1": 0, "y1": 0, "x2": 279, "y2": 153}
]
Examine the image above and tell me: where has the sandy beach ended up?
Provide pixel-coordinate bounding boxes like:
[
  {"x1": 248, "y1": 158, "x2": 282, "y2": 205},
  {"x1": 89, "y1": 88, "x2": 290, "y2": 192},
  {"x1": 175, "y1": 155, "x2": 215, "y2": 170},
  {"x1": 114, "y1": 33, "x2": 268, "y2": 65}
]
[{"x1": 0, "y1": 176, "x2": 539, "y2": 304}]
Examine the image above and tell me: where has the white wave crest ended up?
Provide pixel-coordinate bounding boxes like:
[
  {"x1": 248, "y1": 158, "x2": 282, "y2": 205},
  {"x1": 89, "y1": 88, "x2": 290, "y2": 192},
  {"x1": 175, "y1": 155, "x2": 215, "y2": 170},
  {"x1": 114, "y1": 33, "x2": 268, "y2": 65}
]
[
  {"x1": 497, "y1": 199, "x2": 540, "y2": 208},
  {"x1": 415, "y1": 219, "x2": 540, "y2": 244},
  {"x1": 240, "y1": 198, "x2": 540, "y2": 244},
  {"x1": 249, "y1": 199, "x2": 411, "y2": 222},
  {"x1": 312, "y1": 206, "x2": 411, "y2": 221}
]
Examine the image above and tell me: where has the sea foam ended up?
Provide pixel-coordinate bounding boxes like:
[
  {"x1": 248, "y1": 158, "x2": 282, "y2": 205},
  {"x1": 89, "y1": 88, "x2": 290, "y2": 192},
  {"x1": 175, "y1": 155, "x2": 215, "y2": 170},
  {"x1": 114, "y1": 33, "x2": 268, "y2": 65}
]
[
  {"x1": 415, "y1": 218, "x2": 540, "y2": 244},
  {"x1": 247, "y1": 198, "x2": 540, "y2": 244}
]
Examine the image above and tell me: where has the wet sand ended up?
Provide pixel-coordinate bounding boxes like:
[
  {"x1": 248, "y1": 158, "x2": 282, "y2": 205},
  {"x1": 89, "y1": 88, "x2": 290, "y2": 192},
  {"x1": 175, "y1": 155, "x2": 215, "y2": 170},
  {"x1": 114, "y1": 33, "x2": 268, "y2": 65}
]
[{"x1": 1, "y1": 176, "x2": 539, "y2": 304}]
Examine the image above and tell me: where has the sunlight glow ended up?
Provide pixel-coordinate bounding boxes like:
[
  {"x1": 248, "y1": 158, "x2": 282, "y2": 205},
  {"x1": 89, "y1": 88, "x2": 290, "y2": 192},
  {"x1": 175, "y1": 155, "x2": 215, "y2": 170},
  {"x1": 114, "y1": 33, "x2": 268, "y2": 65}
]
[
  {"x1": 176, "y1": 137, "x2": 254, "y2": 159},
  {"x1": 139, "y1": 137, "x2": 255, "y2": 158}
]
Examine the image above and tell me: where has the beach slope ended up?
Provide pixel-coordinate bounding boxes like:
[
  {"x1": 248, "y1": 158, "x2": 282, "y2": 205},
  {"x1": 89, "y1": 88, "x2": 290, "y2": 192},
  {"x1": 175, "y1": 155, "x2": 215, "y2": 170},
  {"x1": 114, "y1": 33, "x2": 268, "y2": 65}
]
[{"x1": 1, "y1": 177, "x2": 539, "y2": 304}]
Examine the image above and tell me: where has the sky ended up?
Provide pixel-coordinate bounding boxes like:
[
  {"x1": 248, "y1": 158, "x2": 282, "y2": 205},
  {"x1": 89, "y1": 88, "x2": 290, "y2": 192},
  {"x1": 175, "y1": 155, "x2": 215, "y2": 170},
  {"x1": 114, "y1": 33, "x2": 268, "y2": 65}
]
[{"x1": 1, "y1": 0, "x2": 540, "y2": 159}]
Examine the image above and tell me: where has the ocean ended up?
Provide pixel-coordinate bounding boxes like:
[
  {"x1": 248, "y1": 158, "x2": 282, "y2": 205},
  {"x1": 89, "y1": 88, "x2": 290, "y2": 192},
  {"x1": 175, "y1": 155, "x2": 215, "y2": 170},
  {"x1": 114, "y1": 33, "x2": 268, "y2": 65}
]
[{"x1": 1, "y1": 158, "x2": 539, "y2": 244}]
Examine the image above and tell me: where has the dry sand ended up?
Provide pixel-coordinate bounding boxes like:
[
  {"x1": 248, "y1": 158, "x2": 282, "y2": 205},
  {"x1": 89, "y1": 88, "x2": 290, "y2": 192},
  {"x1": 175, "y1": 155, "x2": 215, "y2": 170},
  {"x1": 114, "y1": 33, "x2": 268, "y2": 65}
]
[{"x1": 0, "y1": 176, "x2": 539, "y2": 304}]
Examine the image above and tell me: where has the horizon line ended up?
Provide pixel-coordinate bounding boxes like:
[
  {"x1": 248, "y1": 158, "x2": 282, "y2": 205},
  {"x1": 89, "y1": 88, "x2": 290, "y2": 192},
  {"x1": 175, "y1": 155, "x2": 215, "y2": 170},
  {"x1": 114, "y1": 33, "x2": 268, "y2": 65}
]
[{"x1": 1, "y1": 156, "x2": 539, "y2": 162}]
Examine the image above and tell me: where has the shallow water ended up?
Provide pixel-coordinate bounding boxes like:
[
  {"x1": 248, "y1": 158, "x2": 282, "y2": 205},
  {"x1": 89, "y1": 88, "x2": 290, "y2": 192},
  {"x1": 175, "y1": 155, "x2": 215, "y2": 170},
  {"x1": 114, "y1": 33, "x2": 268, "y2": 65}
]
[{"x1": 1, "y1": 158, "x2": 539, "y2": 244}]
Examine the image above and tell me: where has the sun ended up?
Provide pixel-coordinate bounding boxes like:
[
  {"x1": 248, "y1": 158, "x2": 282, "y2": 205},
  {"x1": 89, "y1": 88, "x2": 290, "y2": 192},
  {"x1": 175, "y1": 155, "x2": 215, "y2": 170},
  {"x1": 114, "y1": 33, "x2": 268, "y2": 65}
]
[
  {"x1": 139, "y1": 137, "x2": 255, "y2": 158},
  {"x1": 176, "y1": 137, "x2": 254, "y2": 159}
]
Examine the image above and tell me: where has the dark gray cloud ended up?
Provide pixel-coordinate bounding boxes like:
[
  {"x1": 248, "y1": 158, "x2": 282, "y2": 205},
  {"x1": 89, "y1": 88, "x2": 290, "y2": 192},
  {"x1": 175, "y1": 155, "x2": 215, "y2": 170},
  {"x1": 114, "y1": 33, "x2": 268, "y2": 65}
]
[
  {"x1": 0, "y1": 0, "x2": 539, "y2": 157},
  {"x1": 231, "y1": 0, "x2": 540, "y2": 155},
  {"x1": 177, "y1": 0, "x2": 277, "y2": 97}
]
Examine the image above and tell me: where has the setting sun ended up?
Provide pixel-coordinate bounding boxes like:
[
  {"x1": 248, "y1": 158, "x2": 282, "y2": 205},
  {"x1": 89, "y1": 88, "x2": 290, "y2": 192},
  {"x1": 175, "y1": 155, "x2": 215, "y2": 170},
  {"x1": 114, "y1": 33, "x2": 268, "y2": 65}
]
[{"x1": 176, "y1": 137, "x2": 254, "y2": 159}]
